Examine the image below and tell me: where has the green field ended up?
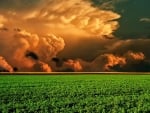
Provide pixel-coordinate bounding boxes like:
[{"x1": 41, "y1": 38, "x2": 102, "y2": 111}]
[{"x1": 1, "y1": 75, "x2": 150, "y2": 113}]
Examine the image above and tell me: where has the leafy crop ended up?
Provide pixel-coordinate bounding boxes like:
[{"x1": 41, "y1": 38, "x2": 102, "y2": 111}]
[{"x1": 0, "y1": 75, "x2": 150, "y2": 113}]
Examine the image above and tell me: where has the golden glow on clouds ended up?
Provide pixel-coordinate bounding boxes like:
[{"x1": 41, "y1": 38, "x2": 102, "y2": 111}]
[
  {"x1": 26, "y1": 0, "x2": 120, "y2": 38},
  {"x1": 0, "y1": 15, "x2": 6, "y2": 28},
  {"x1": 64, "y1": 59, "x2": 82, "y2": 72},
  {"x1": 78, "y1": 51, "x2": 146, "y2": 72},
  {"x1": 0, "y1": 0, "x2": 149, "y2": 72},
  {"x1": 0, "y1": 0, "x2": 120, "y2": 38},
  {"x1": 0, "y1": 29, "x2": 64, "y2": 72},
  {"x1": 0, "y1": 56, "x2": 13, "y2": 72}
]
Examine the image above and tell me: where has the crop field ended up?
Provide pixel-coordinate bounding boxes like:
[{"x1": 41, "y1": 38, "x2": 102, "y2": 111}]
[{"x1": 0, "y1": 74, "x2": 150, "y2": 113}]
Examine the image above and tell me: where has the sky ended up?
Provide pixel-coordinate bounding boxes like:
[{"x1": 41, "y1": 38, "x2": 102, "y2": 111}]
[{"x1": 0, "y1": 0, "x2": 150, "y2": 72}]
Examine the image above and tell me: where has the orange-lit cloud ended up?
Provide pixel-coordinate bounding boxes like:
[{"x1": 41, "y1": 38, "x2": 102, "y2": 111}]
[
  {"x1": 0, "y1": 28, "x2": 64, "y2": 72},
  {"x1": 0, "y1": 0, "x2": 120, "y2": 39},
  {"x1": 25, "y1": 0, "x2": 120, "y2": 38},
  {"x1": 33, "y1": 61, "x2": 52, "y2": 72},
  {"x1": 80, "y1": 53, "x2": 126, "y2": 72},
  {"x1": 0, "y1": 0, "x2": 150, "y2": 72},
  {"x1": 125, "y1": 51, "x2": 145, "y2": 61},
  {"x1": 63, "y1": 59, "x2": 82, "y2": 72},
  {"x1": 0, "y1": 15, "x2": 7, "y2": 28},
  {"x1": 74, "y1": 51, "x2": 147, "y2": 72},
  {"x1": 102, "y1": 54, "x2": 126, "y2": 71},
  {"x1": 0, "y1": 56, "x2": 13, "y2": 72}
]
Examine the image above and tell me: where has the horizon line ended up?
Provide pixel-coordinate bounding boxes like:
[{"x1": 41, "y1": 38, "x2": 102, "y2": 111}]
[{"x1": 1, "y1": 72, "x2": 150, "y2": 75}]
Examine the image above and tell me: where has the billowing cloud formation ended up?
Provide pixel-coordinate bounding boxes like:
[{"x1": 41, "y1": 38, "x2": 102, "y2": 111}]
[
  {"x1": 100, "y1": 54, "x2": 126, "y2": 71},
  {"x1": 125, "y1": 51, "x2": 145, "y2": 61},
  {"x1": 107, "y1": 39, "x2": 150, "y2": 58},
  {"x1": 80, "y1": 53, "x2": 126, "y2": 71},
  {"x1": 33, "y1": 61, "x2": 52, "y2": 72},
  {"x1": 63, "y1": 59, "x2": 82, "y2": 72},
  {"x1": 52, "y1": 51, "x2": 146, "y2": 72},
  {"x1": 78, "y1": 53, "x2": 126, "y2": 72},
  {"x1": 24, "y1": 0, "x2": 120, "y2": 38},
  {"x1": 76, "y1": 51, "x2": 147, "y2": 72},
  {"x1": 0, "y1": 0, "x2": 120, "y2": 39},
  {"x1": 0, "y1": 56, "x2": 13, "y2": 72},
  {"x1": 0, "y1": 0, "x2": 150, "y2": 72},
  {"x1": 0, "y1": 0, "x2": 121, "y2": 72},
  {"x1": 0, "y1": 28, "x2": 64, "y2": 72},
  {"x1": 51, "y1": 58, "x2": 82, "y2": 72}
]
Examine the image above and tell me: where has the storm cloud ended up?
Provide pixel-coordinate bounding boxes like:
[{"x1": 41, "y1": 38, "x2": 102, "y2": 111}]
[
  {"x1": 0, "y1": 28, "x2": 64, "y2": 72},
  {"x1": 0, "y1": 0, "x2": 150, "y2": 72}
]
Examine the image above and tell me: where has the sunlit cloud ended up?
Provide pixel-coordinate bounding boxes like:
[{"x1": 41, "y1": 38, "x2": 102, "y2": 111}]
[
  {"x1": 140, "y1": 18, "x2": 150, "y2": 23},
  {"x1": 0, "y1": 56, "x2": 13, "y2": 72},
  {"x1": 33, "y1": 61, "x2": 52, "y2": 72},
  {"x1": 0, "y1": 15, "x2": 7, "y2": 28},
  {"x1": 0, "y1": 0, "x2": 149, "y2": 72},
  {"x1": 0, "y1": 28, "x2": 64, "y2": 72}
]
